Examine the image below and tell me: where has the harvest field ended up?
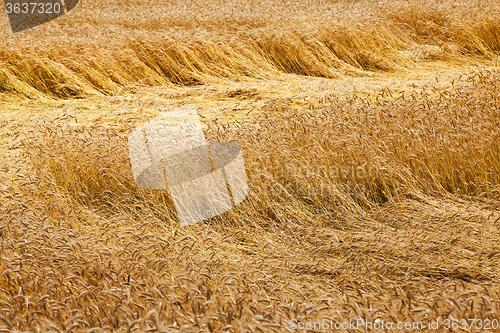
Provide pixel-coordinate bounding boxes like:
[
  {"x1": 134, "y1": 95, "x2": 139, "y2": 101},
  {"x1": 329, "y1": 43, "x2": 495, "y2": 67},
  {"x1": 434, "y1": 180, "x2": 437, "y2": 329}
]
[{"x1": 1, "y1": 0, "x2": 500, "y2": 331}]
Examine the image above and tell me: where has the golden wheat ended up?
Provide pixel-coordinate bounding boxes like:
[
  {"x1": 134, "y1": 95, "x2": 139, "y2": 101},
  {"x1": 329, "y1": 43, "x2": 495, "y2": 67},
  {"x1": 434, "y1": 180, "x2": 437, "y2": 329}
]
[
  {"x1": 0, "y1": 0, "x2": 499, "y2": 97},
  {"x1": 0, "y1": 68, "x2": 497, "y2": 331},
  {"x1": 1, "y1": 0, "x2": 500, "y2": 331}
]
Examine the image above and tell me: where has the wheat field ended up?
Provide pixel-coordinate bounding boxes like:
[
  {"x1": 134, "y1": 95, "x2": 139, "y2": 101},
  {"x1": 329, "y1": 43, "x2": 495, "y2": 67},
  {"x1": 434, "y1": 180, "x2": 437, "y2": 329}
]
[{"x1": 0, "y1": 0, "x2": 500, "y2": 332}]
